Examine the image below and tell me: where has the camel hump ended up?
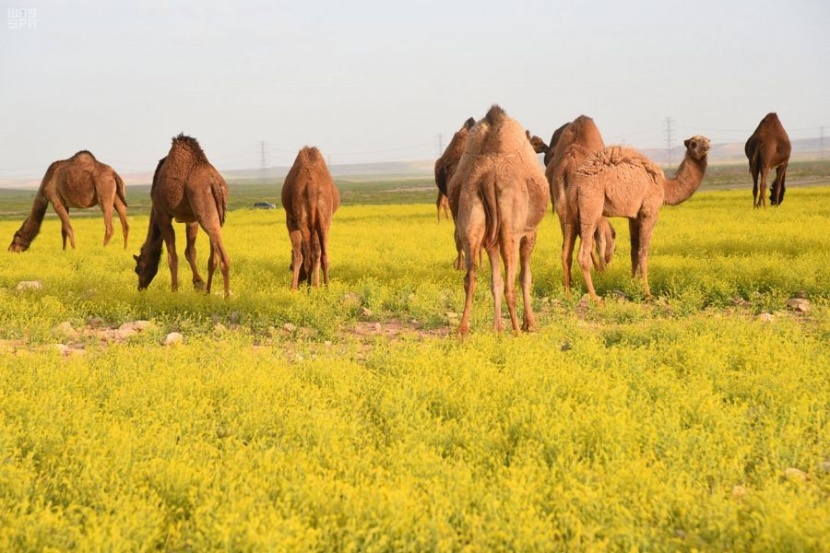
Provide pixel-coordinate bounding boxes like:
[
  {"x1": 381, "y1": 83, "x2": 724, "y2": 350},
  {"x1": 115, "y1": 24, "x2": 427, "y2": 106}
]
[
  {"x1": 484, "y1": 105, "x2": 507, "y2": 126},
  {"x1": 70, "y1": 150, "x2": 97, "y2": 163},
  {"x1": 298, "y1": 146, "x2": 324, "y2": 165},
  {"x1": 171, "y1": 133, "x2": 209, "y2": 164}
]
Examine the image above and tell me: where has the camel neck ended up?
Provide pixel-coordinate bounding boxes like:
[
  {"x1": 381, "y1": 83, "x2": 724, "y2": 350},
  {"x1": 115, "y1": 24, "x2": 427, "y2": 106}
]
[{"x1": 662, "y1": 155, "x2": 707, "y2": 206}]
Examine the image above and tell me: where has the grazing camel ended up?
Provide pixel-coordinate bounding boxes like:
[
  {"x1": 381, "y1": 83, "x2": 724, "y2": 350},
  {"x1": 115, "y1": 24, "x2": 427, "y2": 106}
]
[
  {"x1": 8, "y1": 151, "x2": 128, "y2": 252},
  {"x1": 134, "y1": 134, "x2": 230, "y2": 297},
  {"x1": 454, "y1": 105, "x2": 550, "y2": 335},
  {"x1": 281, "y1": 146, "x2": 340, "y2": 290},
  {"x1": 745, "y1": 112, "x2": 791, "y2": 208},
  {"x1": 574, "y1": 135, "x2": 711, "y2": 299},
  {"x1": 435, "y1": 117, "x2": 475, "y2": 222},
  {"x1": 545, "y1": 115, "x2": 617, "y2": 295}
]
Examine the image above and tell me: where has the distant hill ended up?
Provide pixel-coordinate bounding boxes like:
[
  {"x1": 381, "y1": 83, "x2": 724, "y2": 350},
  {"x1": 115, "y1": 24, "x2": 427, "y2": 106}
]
[{"x1": 1, "y1": 139, "x2": 826, "y2": 190}]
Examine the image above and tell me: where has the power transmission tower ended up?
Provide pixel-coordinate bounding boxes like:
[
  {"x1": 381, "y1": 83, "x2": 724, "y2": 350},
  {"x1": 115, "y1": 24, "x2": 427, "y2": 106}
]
[
  {"x1": 663, "y1": 117, "x2": 674, "y2": 167},
  {"x1": 437, "y1": 133, "x2": 444, "y2": 156},
  {"x1": 259, "y1": 141, "x2": 268, "y2": 184}
]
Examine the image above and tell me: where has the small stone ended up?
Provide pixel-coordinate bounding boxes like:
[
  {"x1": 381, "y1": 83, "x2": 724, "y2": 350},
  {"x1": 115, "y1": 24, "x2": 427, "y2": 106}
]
[
  {"x1": 732, "y1": 485, "x2": 747, "y2": 499},
  {"x1": 783, "y1": 467, "x2": 808, "y2": 482},
  {"x1": 163, "y1": 332, "x2": 184, "y2": 346},
  {"x1": 16, "y1": 280, "x2": 42, "y2": 291},
  {"x1": 359, "y1": 307, "x2": 373, "y2": 318},
  {"x1": 373, "y1": 322, "x2": 382, "y2": 332},
  {"x1": 283, "y1": 323, "x2": 297, "y2": 333},
  {"x1": 324, "y1": 341, "x2": 332, "y2": 348},
  {"x1": 54, "y1": 321, "x2": 80, "y2": 340},
  {"x1": 757, "y1": 313, "x2": 773, "y2": 323},
  {"x1": 786, "y1": 298, "x2": 811, "y2": 314},
  {"x1": 119, "y1": 320, "x2": 151, "y2": 332},
  {"x1": 560, "y1": 342, "x2": 572, "y2": 352}
]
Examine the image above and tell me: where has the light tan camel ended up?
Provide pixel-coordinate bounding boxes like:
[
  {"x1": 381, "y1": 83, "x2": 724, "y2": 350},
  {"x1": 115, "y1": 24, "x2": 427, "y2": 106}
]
[
  {"x1": 435, "y1": 117, "x2": 475, "y2": 222},
  {"x1": 745, "y1": 112, "x2": 791, "y2": 207},
  {"x1": 281, "y1": 146, "x2": 340, "y2": 290},
  {"x1": 574, "y1": 135, "x2": 710, "y2": 299},
  {"x1": 545, "y1": 115, "x2": 617, "y2": 295},
  {"x1": 454, "y1": 105, "x2": 550, "y2": 335},
  {"x1": 134, "y1": 134, "x2": 230, "y2": 297},
  {"x1": 8, "y1": 151, "x2": 128, "y2": 252}
]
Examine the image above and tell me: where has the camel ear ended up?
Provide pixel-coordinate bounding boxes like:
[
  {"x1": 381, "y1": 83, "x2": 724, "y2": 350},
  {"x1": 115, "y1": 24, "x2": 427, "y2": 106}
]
[
  {"x1": 133, "y1": 254, "x2": 139, "y2": 262},
  {"x1": 525, "y1": 130, "x2": 532, "y2": 140},
  {"x1": 464, "y1": 117, "x2": 475, "y2": 129},
  {"x1": 684, "y1": 138, "x2": 691, "y2": 148}
]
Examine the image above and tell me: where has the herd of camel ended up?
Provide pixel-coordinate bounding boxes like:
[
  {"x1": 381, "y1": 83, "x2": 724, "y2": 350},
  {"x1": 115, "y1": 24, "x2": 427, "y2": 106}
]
[{"x1": 6, "y1": 108, "x2": 793, "y2": 334}]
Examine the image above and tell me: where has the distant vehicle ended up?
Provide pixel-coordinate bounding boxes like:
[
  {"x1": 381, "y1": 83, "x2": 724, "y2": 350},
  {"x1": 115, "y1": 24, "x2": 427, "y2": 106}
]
[{"x1": 254, "y1": 202, "x2": 276, "y2": 209}]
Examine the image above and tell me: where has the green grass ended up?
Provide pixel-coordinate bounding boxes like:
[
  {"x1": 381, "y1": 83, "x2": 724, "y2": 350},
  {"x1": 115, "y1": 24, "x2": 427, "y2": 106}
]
[{"x1": 0, "y1": 185, "x2": 829, "y2": 551}]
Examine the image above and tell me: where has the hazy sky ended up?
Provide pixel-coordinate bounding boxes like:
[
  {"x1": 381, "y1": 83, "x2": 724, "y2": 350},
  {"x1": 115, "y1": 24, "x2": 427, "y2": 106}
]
[{"x1": 1, "y1": 0, "x2": 828, "y2": 179}]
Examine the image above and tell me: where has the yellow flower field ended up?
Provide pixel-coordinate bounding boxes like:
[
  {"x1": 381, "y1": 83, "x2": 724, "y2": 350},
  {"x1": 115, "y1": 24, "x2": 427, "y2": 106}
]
[{"x1": 0, "y1": 187, "x2": 829, "y2": 551}]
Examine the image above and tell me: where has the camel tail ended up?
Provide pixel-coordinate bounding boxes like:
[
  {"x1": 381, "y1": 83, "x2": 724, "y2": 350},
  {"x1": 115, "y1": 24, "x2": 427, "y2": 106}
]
[
  {"x1": 210, "y1": 173, "x2": 228, "y2": 226},
  {"x1": 480, "y1": 174, "x2": 500, "y2": 250},
  {"x1": 114, "y1": 172, "x2": 128, "y2": 207}
]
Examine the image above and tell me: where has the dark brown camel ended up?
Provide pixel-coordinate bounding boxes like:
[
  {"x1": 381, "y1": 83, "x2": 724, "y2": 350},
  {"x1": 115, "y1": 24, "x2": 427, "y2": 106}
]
[
  {"x1": 745, "y1": 112, "x2": 791, "y2": 207},
  {"x1": 435, "y1": 117, "x2": 476, "y2": 222},
  {"x1": 134, "y1": 134, "x2": 230, "y2": 296},
  {"x1": 281, "y1": 146, "x2": 340, "y2": 290},
  {"x1": 574, "y1": 136, "x2": 710, "y2": 299},
  {"x1": 8, "y1": 151, "x2": 128, "y2": 252},
  {"x1": 454, "y1": 105, "x2": 550, "y2": 335},
  {"x1": 545, "y1": 115, "x2": 617, "y2": 295}
]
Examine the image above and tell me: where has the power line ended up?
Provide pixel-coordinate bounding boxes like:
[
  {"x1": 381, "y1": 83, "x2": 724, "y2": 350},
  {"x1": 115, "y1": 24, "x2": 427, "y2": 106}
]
[{"x1": 663, "y1": 117, "x2": 674, "y2": 167}]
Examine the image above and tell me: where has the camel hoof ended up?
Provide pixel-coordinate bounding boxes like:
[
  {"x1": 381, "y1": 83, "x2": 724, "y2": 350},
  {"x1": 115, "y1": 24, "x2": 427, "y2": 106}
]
[{"x1": 193, "y1": 280, "x2": 206, "y2": 291}]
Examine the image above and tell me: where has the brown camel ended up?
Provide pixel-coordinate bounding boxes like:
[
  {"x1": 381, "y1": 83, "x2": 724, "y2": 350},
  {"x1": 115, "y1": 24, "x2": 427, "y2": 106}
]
[
  {"x1": 745, "y1": 112, "x2": 791, "y2": 207},
  {"x1": 545, "y1": 115, "x2": 617, "y2": 295},
  {"x1": 454, "y1": 105, "x2": 550, "y2": 335},
  {"x1": 134, "y1": 134, "x2": 230, "y2": 297},
  {"x1": 543, "y1": 122, "x2": 570, "y2": 167},
  {"x1": 435, "y1": 117, "x2": 475, "y2": 222},
  {"x1": 574, "y1": 135, "x2": 710, "y2": 299},
  {"x1": 281, "y1": 146, "x2": 340, "y2": 290},
  {"x1": 8, "y1": 151, "x2": 128, "y2": 252}
]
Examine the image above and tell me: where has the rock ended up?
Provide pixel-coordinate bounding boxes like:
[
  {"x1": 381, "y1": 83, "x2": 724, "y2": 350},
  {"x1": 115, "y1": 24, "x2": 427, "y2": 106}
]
[
  {"x1": 119, "y1": 320, "x2": 151, "y2": 332},
  {"x1": 53, "y1": 321, "x2": 80, "y2": 341},
  {"x1": 359, "y1": 307, "x2": 373, "y2": 318},
  {"x1": 283, "y1": 323, "x2": 297, "y2": 333},
  {"x1": 52, "y1": 344, "x2": 71, "y2": 356},
  {"x1": 16, "y1": 280, "x2": 42, "y2": 291},
  {"x1": 783, "y1": 467, "x2": 808, "y2": 482},
  {"x1": 163, "y1": 332, "x2": 183, "y2": 346},
  {"x1": 757, "y1": 313, "x2": 773, "y2": 323},
  {"x1": 786, "y1": 298, "x2": 811, "y2": 314},
  {"x1": 732, "y1": 485, "x2": 747, "y2": 499}
]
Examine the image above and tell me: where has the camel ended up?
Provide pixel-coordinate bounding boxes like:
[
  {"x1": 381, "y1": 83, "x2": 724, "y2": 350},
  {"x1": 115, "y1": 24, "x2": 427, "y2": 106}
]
[
  {"x1": 545, "y1": 115, "x2": 617, "y2": 295},
  {"x1": 8, "y1": 151, "x2": 128, "y2": 252},
  {"x1": 574, "y1": 135, "x2": 711, "y2": 300},
  {"x1": 453, "y1": 105, "x2": 550, "y2": 335},
  {"x1": 435, "y1": 117, "x2": 475, "y2": 222},
  {"x1": 281, "y1": 146, "x2": 340, "y2": 290},
  {"x1": 134, "y1": 134, "x2": 230, "y2": 297},
  {"x1": 438, "y1": 120, "x2": 547, "y2": 270},
  {"x1": 745, "y1": 112, "x2": 791, "y2": 207}
]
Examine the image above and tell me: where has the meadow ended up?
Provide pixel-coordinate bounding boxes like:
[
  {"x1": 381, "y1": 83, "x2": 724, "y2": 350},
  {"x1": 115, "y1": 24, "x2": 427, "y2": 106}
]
[{"x1": 0, "y1": 181, "x2": 829, "y2": 551}]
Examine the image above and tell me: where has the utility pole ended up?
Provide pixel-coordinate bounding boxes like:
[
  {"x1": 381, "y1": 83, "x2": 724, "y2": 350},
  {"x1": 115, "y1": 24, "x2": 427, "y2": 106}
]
[
  {"x1": 259, "y1": 141, "x2": 268, "y2": 184},
  {"x1": 663, "y1": 117, "x2": 674, "y2": 168},
  {"x1": 437, "y1": 133, "x2": 444, "y2": 156}
]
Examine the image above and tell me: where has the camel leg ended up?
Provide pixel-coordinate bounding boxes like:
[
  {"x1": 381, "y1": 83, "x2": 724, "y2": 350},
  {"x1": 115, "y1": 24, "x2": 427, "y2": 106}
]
[
  {"x1": 520, "y1": 232, "x2": 538, "y2": 332},
  {"x1": 577, "y1": 218, "x2": 600, "y2": 300},
  {"x1": 100, "y1": 200, "x2": 115, "y2": 247},
  {"x1": 319, "y1": 227, "x2": 331, "y2": 287},
  {"x1": 459, "y1": 251, "x2": 479, "y2": 336},
  {"x1": 203, "y1": 228, "x2": 230, "y2": 297},
  {"x1": 487, "y1": 246, "x2": 504, "y2": 333},
  {"x1": 500, "y1": 237, "x2": 520, "y2": 335},
  {"x1": 310, "y1": 233, "x2": 322, "y2": 288},
  {"x1": 436, "y1": 191, "x2": 443, "y2": 222},
  {"x1": 751, "y1": 167, "x2": 760, "y2": 208},
  {"x1": 757, "y1": 165, "x2": 770, "y2": 208},
  {"x1": 114, "y1": 196, "x2": 129, "y2": 249},
  {"x1": 184, "y1": 222, "x2": 205, "y2": 290},
  {"x1": 636, "y1": 215, "x2": 657, "y2": 298},
  {"x1": 161, "y1": 226, "x2": 179, "y2": 292},
  {"x1": 771, "y1": 163, "x2": 788, "y2": 206},
  {"x1": 51, "y1": 201, "x2": 75, "y2": 250},
  {"x1": 288, "y1": 229, "x2": 303, "y2": 291},
  {"x1": 629, "y1": 219, "x2": 642, "y2": 277},
  {"x1": 561, "y1": 222, "x2": 576, "y2": 297}
]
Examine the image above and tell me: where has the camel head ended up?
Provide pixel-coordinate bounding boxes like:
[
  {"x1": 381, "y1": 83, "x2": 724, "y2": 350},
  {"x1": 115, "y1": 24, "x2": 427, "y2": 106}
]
[
  {"x1": 526, "y1": 131, "x2": 549, "y2": 155},
  {"x1": 683, "y1": 135, "x2": 711, "y2": 161},
  {"x1": 134, "y1": 251, "x2": 160, "y2": 291},
  {"x1": 8, "y1": 230, "x2": 31, "y2": 253}
]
